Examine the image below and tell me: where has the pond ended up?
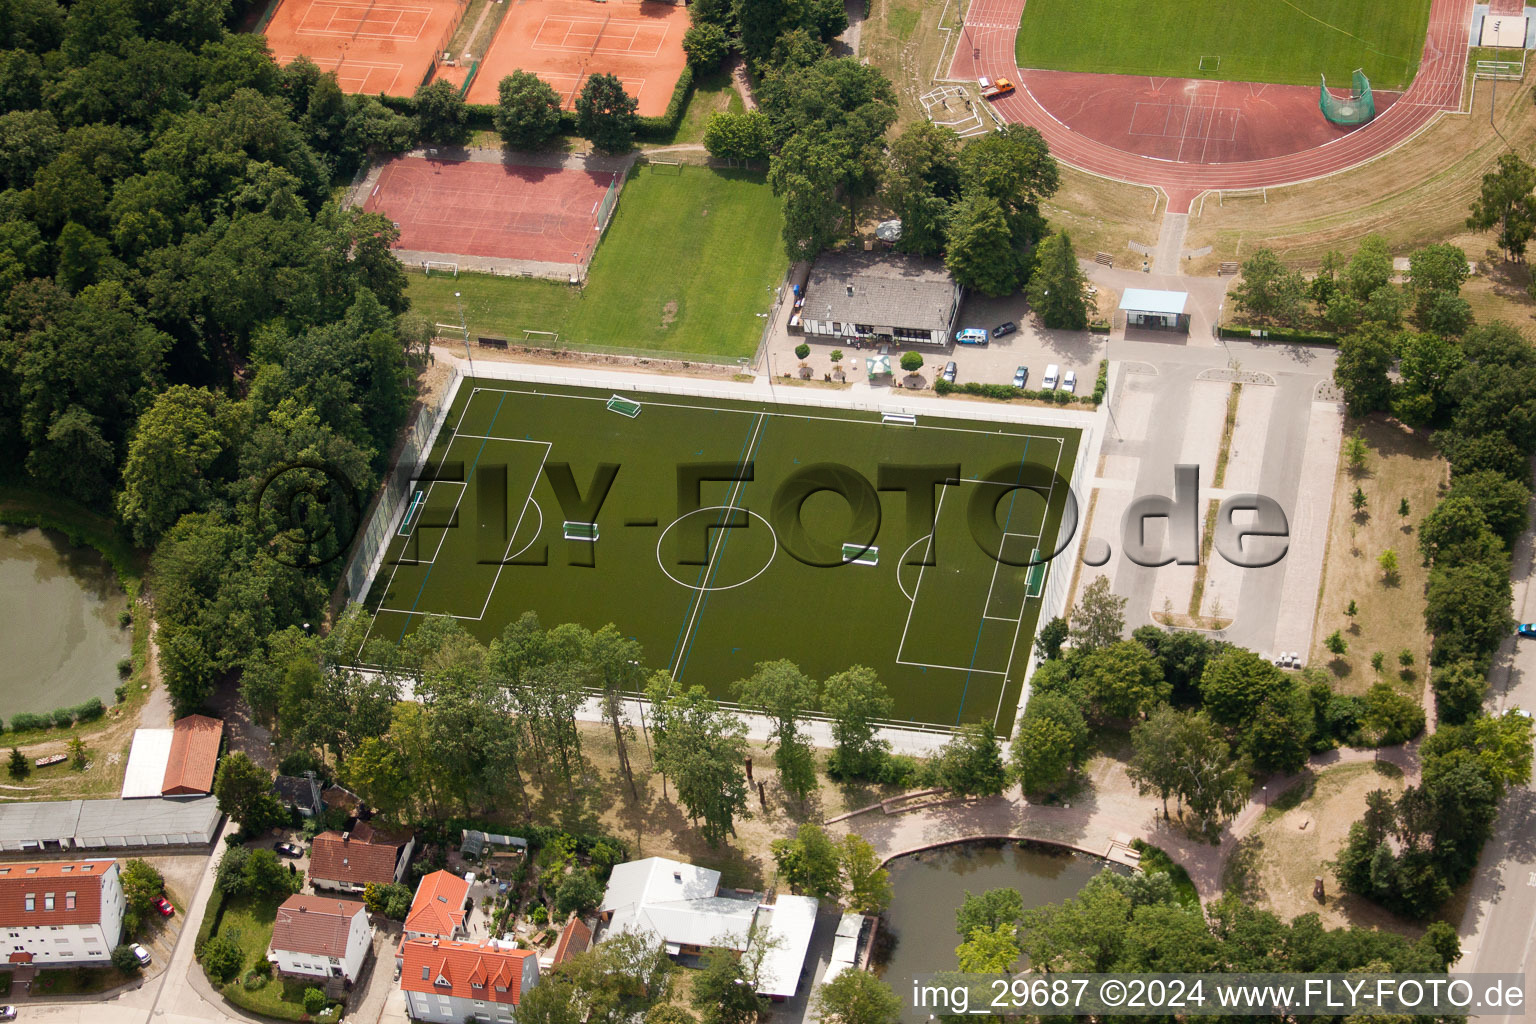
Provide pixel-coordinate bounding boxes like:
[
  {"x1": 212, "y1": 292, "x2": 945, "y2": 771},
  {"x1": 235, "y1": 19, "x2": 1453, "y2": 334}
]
[
  {"x1": 0, "y1": 526, "x2": 130, "y2": 716},
  {"x1": 876, "y1": 840, "x2": 1118, "y2": 1012}
]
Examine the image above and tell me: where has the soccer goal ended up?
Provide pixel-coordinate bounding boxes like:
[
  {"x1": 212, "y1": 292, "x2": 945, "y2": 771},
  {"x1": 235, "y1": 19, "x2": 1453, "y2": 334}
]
[
  {"x1": 397, "y1": 489, "x2": 426, "y2": 537},
  {"x1": 423, "y1": 261, "x2": 459, "y2": 277},
  {"x1": 606, "y1": 395, "x2": 642, "y2": 418},
  {"x1": 649, "y1": 159, "x2": 684, "y2": 175},
  {"x1": 882, "y1": 412, "x2": 917, "y2": 426},
  {"x1": 563, "y1": 521, "x2": 599, "y2": 542},
  {"x1": 1025, "y1": 547, "x2": 1048, "y2": 599},
  {"x1": 842, "y1": 543, "x2": 879, "y2": 566}
]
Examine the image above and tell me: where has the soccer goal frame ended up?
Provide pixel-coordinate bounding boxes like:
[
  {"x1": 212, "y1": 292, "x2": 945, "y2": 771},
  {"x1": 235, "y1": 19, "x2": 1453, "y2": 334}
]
[
  {"x1": 606, "y1": 395, "x2": 642, "y2": 418},
  {"x1": 563, "y1": 521, "x2": 599, "y2": 542}
]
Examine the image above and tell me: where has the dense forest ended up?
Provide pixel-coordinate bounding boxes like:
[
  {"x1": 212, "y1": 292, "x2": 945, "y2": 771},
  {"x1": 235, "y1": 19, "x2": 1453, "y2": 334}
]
[{"x1": 0, "y1": 0, "x2": 425, "y2": 712}]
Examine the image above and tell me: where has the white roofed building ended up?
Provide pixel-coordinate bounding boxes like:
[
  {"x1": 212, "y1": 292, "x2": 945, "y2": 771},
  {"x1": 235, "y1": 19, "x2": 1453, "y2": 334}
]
[{"x1": 597, "y1": 857, "x2": 819, "y2": 1000}]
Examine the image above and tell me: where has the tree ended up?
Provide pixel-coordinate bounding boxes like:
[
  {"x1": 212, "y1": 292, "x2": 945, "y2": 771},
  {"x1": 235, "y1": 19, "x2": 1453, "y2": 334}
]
[
  {"x1": 1418, "y1": 496, "x2": 1497, "y2": 566},
  {"x1": 733, "y1": 660, "x2": 818, "y2": 801},
  {"x1": 7, "y1": 748, "x2": 29, "y2": 781},
  {"x1": 955, "y1": 123, "x2": 1060, "y2": 236},
  {"x1": 794, "y1": 342, "x2": 811, "y2": 361},
  {"x1": 703, "y1": 111, "x2": 772, "y2": 163},
  {"x1": 1198, "y1": 648, "x2": 1286, "y2": 729},
  {"x1": 213, "y1": 751, "x2": 282, "y2": 834},
  {"x1": 576, "y1": 73, "x2": 639, "y2": 153},
  {"x1": 928, "y1": 722, "x2": 1007, "y2": 796},
  {"x1": 1025, "y1": 230, "x2": 1091, "y2": 328},
  {"x1": 956, "y1": 888, "x2": 1024, "y2": 937},
  {"x1": 1127, "y1": 705, "x2": 1192, "y2": 817},
  {"x1": 883, "y1": 121, "x2": 961, "y2": 258},
  {"x1": 1069, "y1": 575, "x2": 1126, "y2": 651},
  {"x1": 1400, "y1": 498, "x2": 1411, "y2": 520},
  {"x1": 1378, "y1": 548, "x2": 1399, "y2": 582},
  {"x1": 556, "y1": 870, "x2": 606, "y2": 917},
  {"x1": 1425, "y1": 560, "x2": 1514, "y2": 665},
  {"x1": 1326, "y1": 630, "x2": 1348, "y2": 657},
  {"x1": 692, "y1": 945, "x2": 764, "y2": 1024},
  {"x1": 201, "y1": 934, "x2": 242, "y2": 983},
  {"x1": 1407, "y1": 243, "x2": 1471, "y2": 326},
  {"x1": 956, "y1": 922, "x2": 1021, "y2": 971},
  {"x1": 303, "y1": 987, "x2": 327, "y2": 1015},
  {"x1": 1447, "y1": 469, "x2": 1531, "y2": 546},
  {"x1": 822, "y1": 665, "x2": 893, "y2": 778},
  {"x1": 772, "y1": 823, "x2": 843, "y2": 900},
  {"x1": 945, "y1": 190, "x2": 1018, "y2": 296},
  {"x1": 683, "y1": 22, "x2": 730, "y2": 70},
  {"x1": 412, "y1": 79, "x2": 470, "y2": 146},
  {"x1": 1034, "y1": 616, "x2": 1068, "y2": 660},
  {"x1": 1343, "y1": 235, "x2": 1394, "y2": 302},
  {"x1": 1346, "y1": 599, "x2": 1359, "y2": 620},
  {"x1": 1344, "y1": 431, "x2": 1368, "y2": 473},
  {"x1": 112, "y1": 943, "x2": 143, "y2": 973},
  {"x1": 363, "y1": 881, "x2": 413, "y2": 919},
  {"x1": 1009, "y1": 692, "x2": 1088, "y2": 793},
  {"x1": 1229, "y1": 249, "x2": 1307, "y2": 324},
  {"x1": 899, "y1": 351, "x2": 923, "y2": 373},
  {"x1": 493, "y1": 71, "x2": 563, "y2": 149},
  {"x1": 768, "y1": 130, "x2": 849, "y2": 258},
  {"x1": 813, "y1": 969, "x2": 902, "y2": 1024},
  {"x1": 841, "y1": 833, "x2": 892, "y2": 913},
  {"x1": 120, "y1": 859, "x2": 165, "y2": 916},
  {"x1": 645, "y1": 680, "x2": 750, "y2": 846},
  {"x1": 1078, "y1": 640, "x2": 1169, "y2": 720},
  {"x1": 116, "y1": 385, "x2": 240, "y2": 546},
  {"x1": 1467, "y1": 152, "x2": 1536, "y2": 260},
  {"x1": 1334, "y1": 325, "x2": 1396, "y2": 415}
]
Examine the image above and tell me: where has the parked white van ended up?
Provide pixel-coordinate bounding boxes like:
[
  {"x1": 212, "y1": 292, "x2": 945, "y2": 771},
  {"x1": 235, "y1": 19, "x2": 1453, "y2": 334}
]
[{"x1": 1042, "y1": 364, "x2": 1060, "y2": 390}]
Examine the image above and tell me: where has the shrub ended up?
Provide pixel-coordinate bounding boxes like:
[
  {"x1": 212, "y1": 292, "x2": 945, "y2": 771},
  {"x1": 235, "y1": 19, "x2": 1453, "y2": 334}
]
[
  {"x1": 118, "y1": 610, "x2": 133, "y2": 628},
  {"x1": 9, "y1": 712, "x2": 47, "y2": 732},
  {"x1": 50, "y1": 707, "x2": 75, "y2": 728},
  {"x1": 303, "y1": 986, "x2": 327, "y2": 1014},
  {"x1": 117, "y1": 658, "x2": 133, "y2": 677},
  {"x1": 1092, "y1": 359, "x2": 1109, "y2": 403},
  {"x1": 114, "y1": 684, "x2": 128, "y2": 704},
  {"x1": 111, "y1": 944, "x2": 142, "y2": 973},
  {"x1": 74, "y1": 698, "x2": 105, "y2": 723},
  {"x1": 201, "y1": 934, "x2": 243, "y2": 983},
  {"x1": 529, "y1": 904, "x2": 549, "y2": 924},
  {"x1": 794, "y1": 343, "x2": 810, "y2": 361}
]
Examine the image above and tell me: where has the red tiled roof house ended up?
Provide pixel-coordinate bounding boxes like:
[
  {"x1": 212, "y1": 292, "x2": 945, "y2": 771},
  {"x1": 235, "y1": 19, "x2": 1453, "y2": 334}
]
[
  {"x1": 308, "y1": 822, "x2": 414, "y2": 894},
  {"x1": 267, "y1": 895, "x2": 372, "y2": 985},
  {"x1": 404, "y1": 870, "x2": 471, "y2": 942},
  {"x1": 400, "y1": 937, "x2": 538, "y2": 1024},
  {"x1": 0, "y1": 860, "x2": 123, "y2": 965}
]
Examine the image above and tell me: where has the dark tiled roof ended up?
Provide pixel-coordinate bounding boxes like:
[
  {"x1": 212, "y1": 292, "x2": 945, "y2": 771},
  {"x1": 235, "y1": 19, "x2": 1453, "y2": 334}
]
[
  {"x1": 802, "y1": 251, "x2": 958, "y2": 333},
  {"x1": 309, "y1": 824, "x2": 410, "y2": 886}
]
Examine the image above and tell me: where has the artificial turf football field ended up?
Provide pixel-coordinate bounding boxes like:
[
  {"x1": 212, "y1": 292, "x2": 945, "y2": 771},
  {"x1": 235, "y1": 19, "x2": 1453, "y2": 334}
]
[
  {"x1": 1015, "y1": 0, "x2": 1432, "y2": 89},
  {"x1": 361, "y1": 381, "x2": 1082, "y2": 732}
]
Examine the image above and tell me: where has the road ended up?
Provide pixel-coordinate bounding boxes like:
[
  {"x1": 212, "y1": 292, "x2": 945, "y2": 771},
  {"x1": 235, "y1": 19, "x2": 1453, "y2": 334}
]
[{"x1": 1459, "y1": 489, "x2": 1536, "y2": 1012}]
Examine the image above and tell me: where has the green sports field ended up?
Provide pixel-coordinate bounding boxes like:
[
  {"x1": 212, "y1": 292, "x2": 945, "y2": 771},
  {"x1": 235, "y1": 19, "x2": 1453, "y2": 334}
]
[
  {"x1": 360, "y1": 380, "x2": 1082, "y2": 732},
  {"x1": 408, "y1": 164, "x2": 786, "y2": 360},
  {"x1": 1015, "y1": 0, "x2": 1432, "y2": 89}
]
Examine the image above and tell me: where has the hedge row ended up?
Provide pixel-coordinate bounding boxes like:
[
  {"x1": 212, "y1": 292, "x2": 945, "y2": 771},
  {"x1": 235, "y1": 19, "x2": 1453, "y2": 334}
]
[
  {"x1": 7, "y1": 698, "x2": 105, "y2": 734},
  {"x1": 933, "y1": 378, "x2": 1098, "y2": 405},
  {"x1": 1091, "y1": 358, "x2": 1109, "y2": 403},
  {"x1": 1218, "y1": 323, "x2": 1339, "y2": 345},
  {"x1": 380, "y1": 64, "x2": 695, "y2": 144}
]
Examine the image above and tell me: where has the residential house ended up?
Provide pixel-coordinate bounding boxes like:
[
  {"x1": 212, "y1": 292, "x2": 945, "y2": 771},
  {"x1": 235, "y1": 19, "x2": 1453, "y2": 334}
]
[
  {"x1": 797, "y1": 251, "x2": 962, "y2": 346},
  {"x1": 272, "y1": 773, "x2": 322, "y2": 818},
  {"x1": 399, "y1": 937, "x2": 539, "y2": 1024},
  {"x1": 543, "y1": 915, "x2": 591, "y2": 970},
  {"x1": 267, "y1": 895, "x2": 372, "y2": 987},
  {"x1": 0, "y1": 859, "x2": 123, "y2": 965},
  {"x1": 308, "y1": 821, "x2": 414, "y2": 893},
  {"x1": 404, "y1": 870, "x2": 471, "y2": 942},
  {"x1": 597, "y1": 857, "x2": 819, "y2": 999}
]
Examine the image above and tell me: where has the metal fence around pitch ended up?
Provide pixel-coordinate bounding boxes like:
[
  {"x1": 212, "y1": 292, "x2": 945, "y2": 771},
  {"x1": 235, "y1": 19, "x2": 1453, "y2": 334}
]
[
  {"x1": 424, "y1": 0, "x2": 472, "y2": 86},
  {"x1": 341, "y1": 365, "x2": 465, "y2": 603}
]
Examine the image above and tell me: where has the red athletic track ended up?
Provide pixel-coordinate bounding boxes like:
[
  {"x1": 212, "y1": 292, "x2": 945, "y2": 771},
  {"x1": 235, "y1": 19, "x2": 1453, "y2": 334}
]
[
  {"x1": 951, "y1": 0, "x2": 1472, "y2": 212},
  {"x1": 362, "y1": 156, "x2": 614, "y2": 263}
]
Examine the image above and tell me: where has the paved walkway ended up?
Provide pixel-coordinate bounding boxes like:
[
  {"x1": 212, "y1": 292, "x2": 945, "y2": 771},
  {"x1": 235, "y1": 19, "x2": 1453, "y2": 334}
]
[{"x1": 827, "y1": 742, "x2": 1418, "y2": 899}]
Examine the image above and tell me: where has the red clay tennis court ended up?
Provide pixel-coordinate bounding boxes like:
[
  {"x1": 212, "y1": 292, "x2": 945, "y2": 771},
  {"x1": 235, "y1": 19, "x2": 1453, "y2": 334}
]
[
  {"x1": 265, "y1": 0, "x2": 469, "y2": 96},
  {"x1": 464, "y1": 0, "x2": 689, "y2": 116},
  {"x1": 362, "y1": 156, "x2": 618, "y2": 263}
]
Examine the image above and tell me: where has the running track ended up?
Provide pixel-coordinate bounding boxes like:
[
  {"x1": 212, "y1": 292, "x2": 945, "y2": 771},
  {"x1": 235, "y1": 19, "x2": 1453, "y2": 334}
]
[{"x1": 951, "y1": 0, "x2": 1473, "y2": 212}]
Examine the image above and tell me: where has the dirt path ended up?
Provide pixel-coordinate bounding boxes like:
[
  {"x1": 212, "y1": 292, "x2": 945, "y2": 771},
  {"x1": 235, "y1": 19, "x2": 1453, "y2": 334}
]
[
  {"x1": 827, "y1": 742, "x2": 1420, "y2": 900},
  {"x1": 728, "y1": 55, "x2": 758, "y2": 111}
]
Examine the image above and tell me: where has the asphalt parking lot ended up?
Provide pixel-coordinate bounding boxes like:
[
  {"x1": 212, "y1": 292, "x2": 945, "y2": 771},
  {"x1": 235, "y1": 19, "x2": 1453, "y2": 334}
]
[{"x1": 940, "y1": 292, "x2": 1105, "y2": 392}]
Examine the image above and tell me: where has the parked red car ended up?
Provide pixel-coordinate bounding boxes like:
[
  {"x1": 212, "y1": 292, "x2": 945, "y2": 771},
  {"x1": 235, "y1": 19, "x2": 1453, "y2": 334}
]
[{"x1": 151, "y1": 896, "x2": 174, "y2": 917}]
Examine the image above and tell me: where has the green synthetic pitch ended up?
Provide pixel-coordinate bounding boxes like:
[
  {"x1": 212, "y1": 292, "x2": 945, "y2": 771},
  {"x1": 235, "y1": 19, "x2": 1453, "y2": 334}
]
[
  {"x1": 360, "y1": 381, "x2": 1081, "y2": 733},
  {"x1": 1015, "y1": 0, "x2": 1431, "y2": 89},
  {"x1": 408, "y1": 164, "x2": 786, "y2": 360}
]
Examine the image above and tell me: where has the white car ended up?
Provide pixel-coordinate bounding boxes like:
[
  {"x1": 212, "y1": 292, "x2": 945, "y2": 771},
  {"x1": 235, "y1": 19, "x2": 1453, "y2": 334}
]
[
  {"x1": 1041, "y1": 364, "x2": 1059, "y2": 390},
  {"x1": 1062, "y1": 369, "x2": 1077, "y2": 393},
  {"x1": 132, "y1": 944, "x2": 151, "y2": 966}
]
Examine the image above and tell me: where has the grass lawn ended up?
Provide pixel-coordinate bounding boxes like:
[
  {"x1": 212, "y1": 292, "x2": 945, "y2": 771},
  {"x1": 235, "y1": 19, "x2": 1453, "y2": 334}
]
[
  {"x1": 1016, "y1": 0, "x2": 1432, "y2": 89},
  {"x1": 407, "y1": 165, "x2": 786, "y2": 359},
  {"x1": 663, "y1": 68, "x2": 745, "y2": 146},
  {"x1": 214, "y1": 895, "x2": 341, "y2": 1022},
  {"x1": 1225, "y1": 762, "x2": 1425, "y2": 931},
  {"x1": 1308, "y1": 416, "x2": 1445, "y2": 695},
  {"x1": 33, "y1": 965, "x2": 133, "y2": 995}
]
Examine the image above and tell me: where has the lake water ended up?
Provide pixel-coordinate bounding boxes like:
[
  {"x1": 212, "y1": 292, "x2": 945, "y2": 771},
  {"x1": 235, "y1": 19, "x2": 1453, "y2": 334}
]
[
  {"x1": 0, "y1": 526, "x2": 130, "y2": 716},
  {"x1": 876, "y1": 840, "x2": 1117, "y2": 1013}
]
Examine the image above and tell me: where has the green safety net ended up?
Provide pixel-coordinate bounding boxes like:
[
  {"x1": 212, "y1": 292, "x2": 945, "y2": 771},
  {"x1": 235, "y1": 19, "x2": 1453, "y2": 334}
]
[{"x1": 1320, "y1": 69, "x2": 1375, "y2": 126}]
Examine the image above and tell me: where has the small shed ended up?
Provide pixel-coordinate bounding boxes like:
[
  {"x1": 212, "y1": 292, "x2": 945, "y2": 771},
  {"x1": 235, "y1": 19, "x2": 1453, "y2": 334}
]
[{"x1": 1119, "y1": 288, "x2": 1191, "y2": 332}]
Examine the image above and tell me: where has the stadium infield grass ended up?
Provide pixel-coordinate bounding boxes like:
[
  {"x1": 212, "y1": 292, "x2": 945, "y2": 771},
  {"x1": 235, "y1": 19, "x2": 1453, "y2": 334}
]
[
  {"x1": 360, "y1": 381, "x2": 1081, "y2": 732},
  {"x1": 1015, "y1": 0, "x2": 1432, "y2": 89},
  {"x1": 407, "y1": 164, "x2": 785, "y2": 359}
]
